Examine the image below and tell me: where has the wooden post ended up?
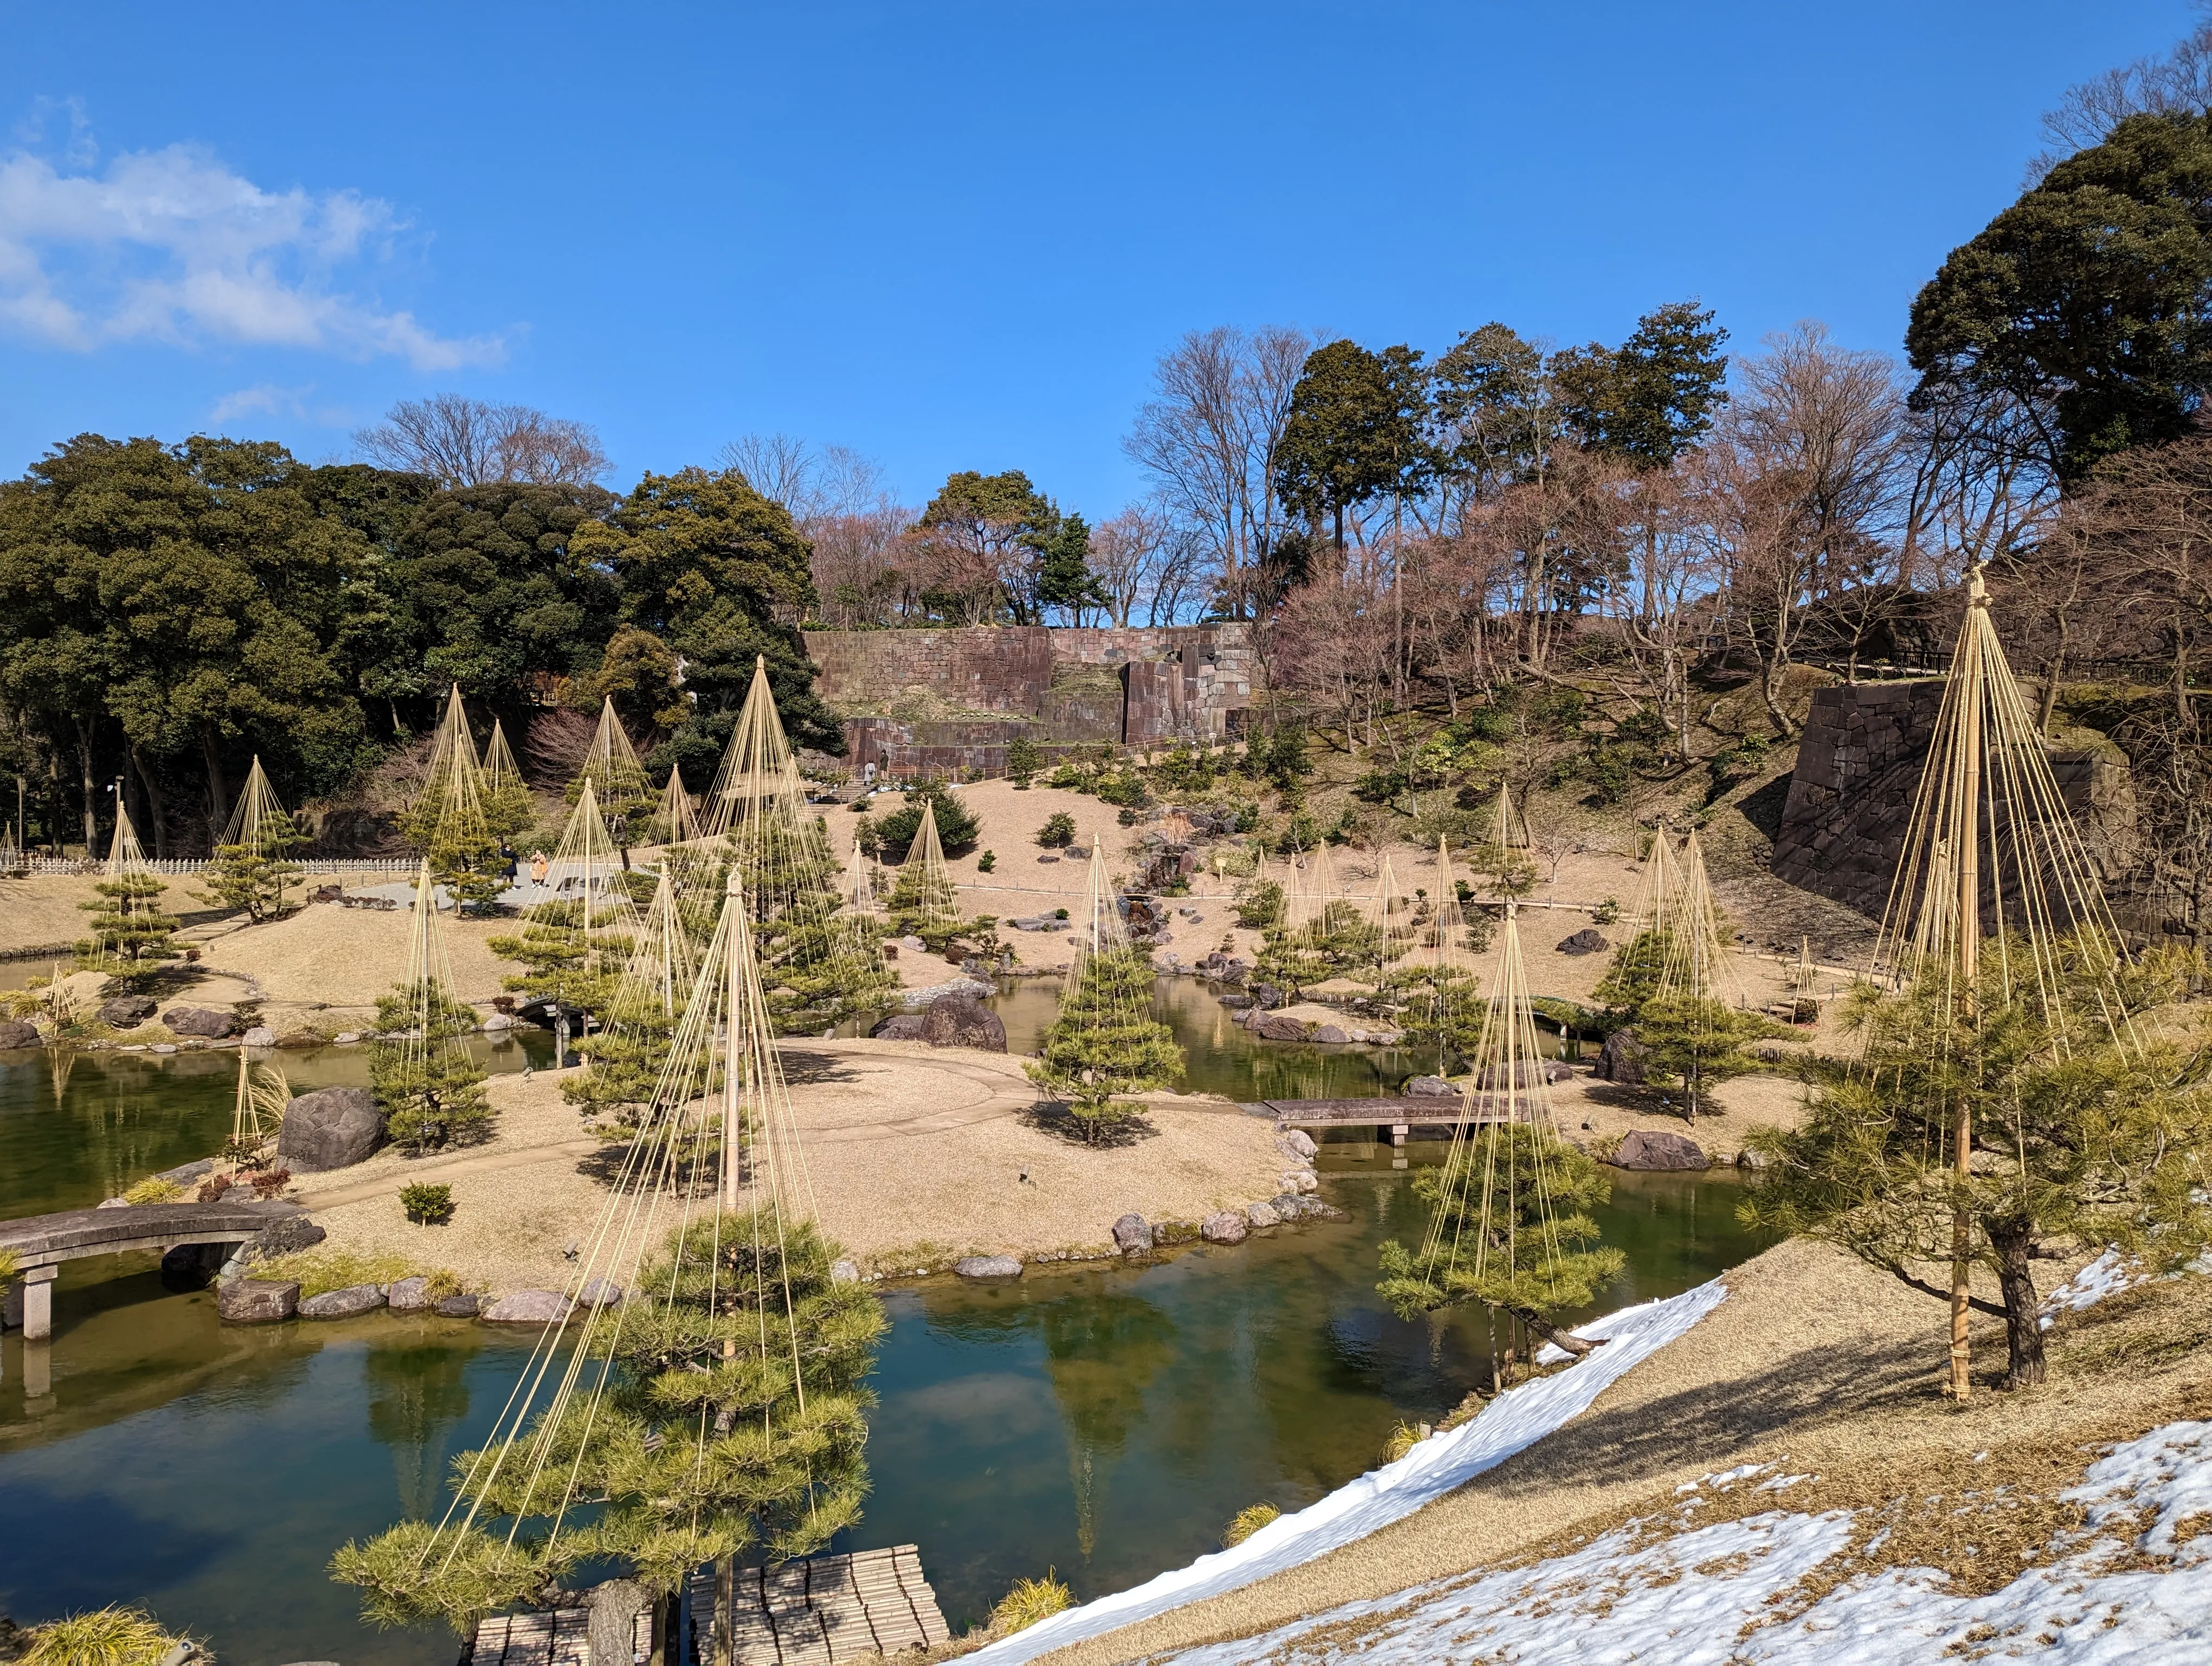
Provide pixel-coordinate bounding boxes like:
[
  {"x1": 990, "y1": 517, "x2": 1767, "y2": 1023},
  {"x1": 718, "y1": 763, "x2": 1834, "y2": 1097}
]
[
  {"x1": 716, "y1": 1555, "x2": 735, "y2": 1666},
  {"x1": 1949, "y1": 572, "x2": 1988, "y2": 1404}
]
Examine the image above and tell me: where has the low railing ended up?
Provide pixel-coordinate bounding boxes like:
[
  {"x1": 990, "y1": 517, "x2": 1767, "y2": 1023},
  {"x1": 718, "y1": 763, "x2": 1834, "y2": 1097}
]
[{"x1": 11, "y1": 855, "x2": 421, "y2": 878}]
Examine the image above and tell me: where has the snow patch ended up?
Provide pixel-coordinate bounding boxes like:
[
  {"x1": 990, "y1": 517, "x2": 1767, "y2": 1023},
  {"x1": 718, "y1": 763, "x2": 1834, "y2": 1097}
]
[
  {"x1": 963, "y1": 1280, "x2": 1729, "y2": 1665},
  {"x1": 1156, "y1": 1419, "x2": 2212, "y2": 1665},
  {"x1": 2038, "y1": 1248, "x2": 2143, "y2": 1330}
]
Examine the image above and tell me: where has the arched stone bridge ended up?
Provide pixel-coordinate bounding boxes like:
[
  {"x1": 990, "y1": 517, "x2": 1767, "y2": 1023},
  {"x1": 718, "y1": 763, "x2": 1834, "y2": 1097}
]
[{"x1": 2, "y1": 1197, "x2": 301, "y2": 1341}]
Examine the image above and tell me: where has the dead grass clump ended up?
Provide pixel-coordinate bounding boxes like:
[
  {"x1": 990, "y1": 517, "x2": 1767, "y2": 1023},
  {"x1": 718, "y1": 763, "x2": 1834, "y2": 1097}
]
[
  {"x1": 21, "y1": 1605, "x2": 195, "y2": 1666},
  {"x1": 252, "y1": 1246, "x2": 417, "y2": 1296}
]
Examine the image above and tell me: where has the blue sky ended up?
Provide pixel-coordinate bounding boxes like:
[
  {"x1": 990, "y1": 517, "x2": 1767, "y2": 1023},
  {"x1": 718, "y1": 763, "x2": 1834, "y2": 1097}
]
[{"x1": 0, "y1": 2, "x2": 2197, "y2": 515}]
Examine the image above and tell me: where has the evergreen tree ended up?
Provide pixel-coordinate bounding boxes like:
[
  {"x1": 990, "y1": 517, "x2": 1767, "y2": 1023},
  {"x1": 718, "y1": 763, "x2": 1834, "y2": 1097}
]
[
  {"x1": 1592, "y1": 927, "x2": 1671, "y2": 1018},
  {"x1": 1027, "y1": 947, "x2": 1185, "y2": 1141},
  {"x1": 735, "y1": 812, "x2": 897, "y2": 1035},
  {"x1": 874, "y1": 779, "x2": 980, "y2": 856},
  {"x1": 1006, "y1": 733, "x2": 1043, "y2": 789},
  {"x1": 370, "y1": 981, "x2": 491, "y2": 1150},
  {"x1": 1629, "y1": 992, "x2": 1778, "y2": 1123},
  {"x1": 331, "y1": 1210, "x2": 883, "y2": 1633},
  {"x1": 488, "y1": 900, "x2": 631, "y2": 1039},
  {"x1": 1252, "y1": 900, "x2": 1381, "y2": 998},
  {"x1": 1740, "y1": 939, "x2": 2212, "y2": 1389},
  {"x1": 195, "y1": 821, "x2": 306, "y2": 923},
  {"x1": 1377, "y1": 1125, "x2": 1625, "y2": 1357},
  {"x1": 76, "y1": 874, "x2": 180, "y2": 991}
]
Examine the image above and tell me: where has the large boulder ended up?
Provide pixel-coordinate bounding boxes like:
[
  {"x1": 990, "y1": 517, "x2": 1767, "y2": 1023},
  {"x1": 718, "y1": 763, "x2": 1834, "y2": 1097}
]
[
  {"x1": 1609, "y1": 1129, "x2": 1711, "y2": 1171},
  {"x1": 1310, "y1": 1023, "x2": 1350, "y2": 1045},
  {"x1": 435, "y1": 1292, "x2": 480, "y2": 1318},
  {"x1": 299, "y1": 1283, "x2": 386, "y2": 1319},
  {"x1": 1597, "y1": 1028, "x2": 1650, "y2": 1085},
  {"x1": 1557, "y1": 928, "x2": 1610, "y2": 956},
  {"x1": 954, "y1": 1254, "x2": 1023, "y2": 1280},
  {"x1": 276, "y1": 1086, "x2": 386, "y2": 1172},
  {"x1": 1244, "y1": 1201, "x2": 1281, "y2": 1229},
  {"x1": 1401, "y1": 1075, "x2": 1456, "y2": 1098},
  {"x1": 218, "y1": 1279, "x2": 299, "y2": 1324},
  {"x1": 248, "y1": 1215, "x2": 327, "y2": 1261},
  {"x1": 918, "y1": 993, "x2": 1008, "y2": 1052},
  {"x1": 1113, "y1": 1213, "x2": 1153, "y2": 1256},
  {"x1": 1252, "y1": 1012, "x2": 1310, "y2": 1043},
  {"x1": 576, "y1": 1278, "x2": 625, "y2": 1308},
  {"x1": 387, "y1": 1276, "x2": 435, "y2": 1311},
  {"x1": 98, "y1": 995, "x2": 158, "y2": 1028},
  {"x1": 481, "y1": 1290, "x2": 573, "y2": 1324},
  {"x1": 162, "y1": 1005, "x2": 240, "y2": 1039},
  {"x1": 1276, "y1": 1128, "x2": 1319, "y2": 1161},
  {"x1": 240, "y1": 1026, "x2": 278, "y2": 1048},
  {"x1": 0, "y1": 1018, "x2": 40, "y2": 1049},
  {"x1": 868, "y1": 1013, "x2": 931, "y2": 1041},
  {"x1": 1200, "y1": 1210, "x2": 1248, "y2": 1246}
]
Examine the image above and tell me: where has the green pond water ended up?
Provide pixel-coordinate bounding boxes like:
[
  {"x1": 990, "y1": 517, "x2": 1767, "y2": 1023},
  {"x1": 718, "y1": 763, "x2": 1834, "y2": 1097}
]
[{"x1": 0, "y1": 990, "x2": 1771, "y2": 1662}]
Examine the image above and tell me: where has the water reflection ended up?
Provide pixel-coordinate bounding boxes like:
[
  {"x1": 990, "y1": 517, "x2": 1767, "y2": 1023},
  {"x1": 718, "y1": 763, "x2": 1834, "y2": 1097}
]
[{"x1": 365, "y1": 1341, "x2": 474, "y2": 1522}]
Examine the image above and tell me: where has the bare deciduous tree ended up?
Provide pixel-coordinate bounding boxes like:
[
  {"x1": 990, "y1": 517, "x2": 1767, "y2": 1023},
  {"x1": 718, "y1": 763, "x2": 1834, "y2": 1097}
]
[
  {"x1": 1124, "y1": 325, "x2": 1317, "y2": 617},
  {"x1": 1090, "y1": 504, "x2": 1171, "y2": 629},
  {"x1": 353, "y1": 394, "x2": 609, "y2": 487},
  {"x1": 2032, "y1": 19, "x2": 2212, "y2": 181},
  {"x1": 719, "y1": 435, "x2": 914, "y2": 626}
]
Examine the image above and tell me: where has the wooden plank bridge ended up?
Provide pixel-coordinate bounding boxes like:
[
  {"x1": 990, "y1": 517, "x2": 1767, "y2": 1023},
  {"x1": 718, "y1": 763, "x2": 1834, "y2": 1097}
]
[
  {"x1": 462, "y1": 1546, "x2": 949, "y2": 1666},
  {"x1": 1260, "y1": 1078, "x2": 1570, "y2": 1145},
  {"x1": 0, "y1": 1198, "x2": 300, "y2": 1340}
]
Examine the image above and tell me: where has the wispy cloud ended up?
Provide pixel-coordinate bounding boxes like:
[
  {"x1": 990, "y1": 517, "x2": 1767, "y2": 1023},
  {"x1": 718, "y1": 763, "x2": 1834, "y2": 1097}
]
[{"x1": 0, "y1": 130, "x2": 506, "y2": 370}]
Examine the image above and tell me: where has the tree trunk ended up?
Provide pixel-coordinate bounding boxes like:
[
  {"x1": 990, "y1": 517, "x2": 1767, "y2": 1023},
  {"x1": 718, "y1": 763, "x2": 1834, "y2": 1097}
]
[
  {"x1": 586, "y1": 1578, "x2": 649, "y2": 1666},
  {"x1": 202, "y1": 724, "x2": 231, "y2": 846},
  {"x1": 131, "y1": 745, "x2": 170, "y2": 858},
  {"x1": 74, "y1": 723, "x2": 98, "y2": 858},
  {"x1": 1989, "y1": 1218, "x2": 2046, "y2": 1390},
  {"x1": 1513, "y1": 1306, "x2": 1600, "y2": 1358}
]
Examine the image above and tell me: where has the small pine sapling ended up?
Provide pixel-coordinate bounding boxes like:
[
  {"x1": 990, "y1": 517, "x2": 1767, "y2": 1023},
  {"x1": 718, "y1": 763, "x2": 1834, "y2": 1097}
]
[{"x1": 1026, "y1": 947, "x2": 1185, "y2": 1141}]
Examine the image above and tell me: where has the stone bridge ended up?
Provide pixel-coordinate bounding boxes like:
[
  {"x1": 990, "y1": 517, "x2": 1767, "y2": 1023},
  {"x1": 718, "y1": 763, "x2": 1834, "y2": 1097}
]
[{"x1": 2, "y1": 1197, "x2": 300, "y2": 1341}]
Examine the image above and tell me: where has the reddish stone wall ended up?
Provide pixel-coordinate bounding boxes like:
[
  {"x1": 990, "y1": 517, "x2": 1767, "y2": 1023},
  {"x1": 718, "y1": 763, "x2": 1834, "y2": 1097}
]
[{"x1": 802, "y1": 623, "x2": 1256, "y2": 768}]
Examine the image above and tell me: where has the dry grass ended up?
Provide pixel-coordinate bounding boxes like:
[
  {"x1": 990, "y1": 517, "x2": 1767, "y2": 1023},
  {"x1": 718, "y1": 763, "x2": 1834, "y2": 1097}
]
[
  {"x1": 1221, "y1": 1504, "x2": 1282, "y2": 1549},
  {"x1": 248, "y1": 1246, "x2": 435, "y2": 1296},
  {"x1": 989, "y1": 1571, "x2": 1075, "y2": 1635},
  {"x1": 21, "y1": 1605, "x2": 194, "y2": 1666}
]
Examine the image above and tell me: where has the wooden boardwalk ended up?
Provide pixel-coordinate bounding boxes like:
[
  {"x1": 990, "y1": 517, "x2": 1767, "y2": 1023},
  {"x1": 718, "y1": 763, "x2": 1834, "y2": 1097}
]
[
  {"x1": 465, "y1": 1606, "x2": 653, "y2": 1665},
  {"x1": 689, "y1": 1545, "x2": 949, "y2": 1664}
]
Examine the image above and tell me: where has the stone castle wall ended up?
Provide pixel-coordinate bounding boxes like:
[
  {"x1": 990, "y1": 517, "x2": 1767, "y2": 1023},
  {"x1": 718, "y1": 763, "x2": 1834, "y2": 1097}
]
[
  {"x1": 1773, "y1": 680, "x2": 2132, "y2": 923},
  {"x1": 802, "y1": 624, "x2": 1255, "y2": 775}
]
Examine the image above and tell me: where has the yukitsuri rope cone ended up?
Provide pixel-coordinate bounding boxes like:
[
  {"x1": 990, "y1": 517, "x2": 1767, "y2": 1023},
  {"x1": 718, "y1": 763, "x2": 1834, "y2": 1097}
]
[
  {"x1": 1392, "y1": 836, "x2": 1485, "y2": 1076},
  {"x1": 1863, "y1": 562, "x2": 2141, "y2": 1398},
  {"x1": 223, "y1": 1043, "x2": 291, "y2": 1178},
  {"x1": 217, "y1": 755, "x2": 293, "y2": 851},
  {"x1": 1379, "y1": 898, "x2": 1624, "y2": 1388},
  {"x1": 567, "y1": 862, "x2": 699, "y2": 1140},
  {"x1": 706, "y1": 657, "x2": 895, "y2": 1034},
  {"x1": 886, "y1": 802, "x2": 960, "y2": 936},
  {"x1": 572, "y1": 697, "x2": 656, "y2": 847},
  {"x1": 369, "y1": 860, "x2": 491, "y2": 1151},
  {"x1": 330, "y1": 870, "x2": 883, "y2": 1638},
  {"x1": 76, "y1": 800, "x2": 178, "y2": 987},
  {"x1": 491, "y1": 780, "x2": 640, "y2": 1066},
  {"x1": 481, "y1": 717, "x2": 536, "y2": 842},
  {"x1": 650, "y1": 762, "x2": 702, "y2": 849},
  {"x1": 403, "y1": 687, "x2": 504, "y2": 907},
  {"x1": 1027, "y1": 838, "x2": 1185, "y2": 1143}
]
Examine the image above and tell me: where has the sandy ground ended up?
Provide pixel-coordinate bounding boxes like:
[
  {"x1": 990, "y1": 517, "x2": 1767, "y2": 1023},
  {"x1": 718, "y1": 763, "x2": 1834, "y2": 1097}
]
[
  {"x1": 196, "y1": 900, "x2": 518, "y2": 1026},
  {"x1": 1029, "y1": 1238, "x2": 2212, "y2": 1665},
  {"x1": 299, "y1": 1039, "x2": 1291, "y2": 1295}
]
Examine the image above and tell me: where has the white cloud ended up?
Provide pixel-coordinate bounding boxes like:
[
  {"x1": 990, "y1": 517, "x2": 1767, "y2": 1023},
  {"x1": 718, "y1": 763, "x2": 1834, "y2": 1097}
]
[{"x1": 0, "y1": 136, "x2": 505, "y2": 370}]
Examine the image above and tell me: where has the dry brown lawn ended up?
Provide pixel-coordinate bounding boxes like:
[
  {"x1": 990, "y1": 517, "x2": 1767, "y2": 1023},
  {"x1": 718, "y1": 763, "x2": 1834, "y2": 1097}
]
[{"x1": 299, "y1": 1038, "x2": 1292, "y2": 1295}]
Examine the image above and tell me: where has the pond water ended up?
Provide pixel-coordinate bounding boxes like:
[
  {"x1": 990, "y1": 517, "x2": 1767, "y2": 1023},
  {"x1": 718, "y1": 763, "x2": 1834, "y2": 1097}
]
[{"x1": 0, "y1": 995, "x2": 1773, "y2": 1661}]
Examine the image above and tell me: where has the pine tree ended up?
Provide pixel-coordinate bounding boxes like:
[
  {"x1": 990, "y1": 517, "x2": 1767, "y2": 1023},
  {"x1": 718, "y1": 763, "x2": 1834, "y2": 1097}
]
[
  {"x1": 331, "y1": 1210, "x2": 883, "y2": 1632},
  {"x1": 1377, "y1": 1125, "x2": 1625, "y2": 1356},
  {"x1": 369, "y1": 980, "x2": 491, "y2": 1149},
  {"x1": 1629, "y1": 992, "x2": 1778, "y2": 1122},
  {"x1": 196, "y1": 832, "x2": 305, "y2": 922},
  {"x1": 1252, "y1": 900, "x2": 1380, "y2": 998},
  {"x1": 1592, "y1": 927, "x2": 1671, "y2": 1018},
  {"x1": 1006, "y1": 733, "x2": 1042, "y2": 789},
  {"x1": 1741, "y1": 938, "x2": 2212, "y2": 1389},
  {"x1": 1028, "y1": 946, "x2": 1185, "y2": 1140},
  {"x1": 76, "y1": 872, "x2": 181, "y2": 991}
]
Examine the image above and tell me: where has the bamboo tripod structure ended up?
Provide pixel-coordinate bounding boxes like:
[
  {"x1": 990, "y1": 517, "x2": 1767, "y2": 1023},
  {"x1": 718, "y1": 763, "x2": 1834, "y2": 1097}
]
[{"x1": 1869, "y1": 563, "x2": 2132, "y2": 1399}]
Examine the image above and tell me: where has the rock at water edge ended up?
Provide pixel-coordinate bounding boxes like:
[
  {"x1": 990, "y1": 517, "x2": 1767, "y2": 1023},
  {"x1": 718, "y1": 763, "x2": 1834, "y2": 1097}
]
[
  {"x1": 0, "y1": 1018, "x2": 40, "y2": 1049},
  {"x1": 1200, "y1": 1210, "x2": 1248, "y2": 1246},
  {"x1": 954, "y1": 1254, "x2": 1023, "y2": 1280},
  {"x1": 1113, "y1": 1213, "x2": 1152, "y2": 1255},
  {"x1": 435, "y1": 1292, "x2": 480, "y2": 1318},
  {"x1": 576, "y1": 1277, "x2": 624, "y2": 1308},
  {"x1": 218, "y1": 1279, "x2": 300, "y2": 1324},
  {"x1": 162, "y1": 1005, "x2": 240, "y2": 1039},
  {"x1": 97, "y1": 995, "x2": 158, "y2": 1027},
  {"x1": 1276, "y1": 1127, "x2": 1318, "y2": 1160},
  {"x1": 481, "y1": 1290, "x2": 573, "y2": 1324},
  {"x1": 299, "y1": 1283, "x2": 386, "y2": 1319},
  {"x1": 830, "y1": 1259, "x2": 860, "y2": 1284},
  {"x1": 387, "y1": 1276, "x2": 433, "y2": 1311},
  {"x1": 1245, "y1": 1201, "x2": 1281, "y2": 1228},
  {"x1": 1609, "y1": 1129, "x2": 1711, "y2": 1170},
  {"x1": 1252, "y1": 1013, "x2": 1310, "y2": 1043},
  {"x1": 1401, "y1": 1074, "x2": 1456, "y2": 1099},
  {"x1": 276, "y1": 1085, "x2": 386, "y2": 1172}
]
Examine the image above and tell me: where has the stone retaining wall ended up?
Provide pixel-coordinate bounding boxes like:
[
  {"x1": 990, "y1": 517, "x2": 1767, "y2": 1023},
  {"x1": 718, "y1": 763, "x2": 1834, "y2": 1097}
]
[
  {"x1": 1773, "y1": 679, "x2": 2133, "y2": 922},
  {"x1": 805, "y1": 624, "x2": 1256, "y2": 774}
]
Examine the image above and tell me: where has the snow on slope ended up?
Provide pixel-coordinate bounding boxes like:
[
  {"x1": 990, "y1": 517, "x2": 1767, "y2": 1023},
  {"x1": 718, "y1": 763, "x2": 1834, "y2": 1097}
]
[
  {"x1": 965, "y1": 1280, "x2": 1729, "y2": 1666},
  {"x1": 1161, "y1": 1420, "x2": 2212, "y2": 1664}
]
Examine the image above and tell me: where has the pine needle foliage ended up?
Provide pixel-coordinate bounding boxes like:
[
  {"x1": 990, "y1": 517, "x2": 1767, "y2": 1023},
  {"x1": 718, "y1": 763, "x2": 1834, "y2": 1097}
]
[
  {"x1": 1378, "y1": 1126, "x2": 1624, "y2": 1340},
  {"x1": 196, "y1": 755, "x2": 306, "y2": 921},
  {"x1": 480, "y1": 719, "x2": 538, "y2": 843},
  {"x1": 1027, "y1": 843, "x2": 1184, "y2": 1139},
  {"x1": 371, "y1": 863, "x2": 491, "y2": 1150},
  {"x1": 1741, "y1": 936, "x2": 2212, "y2": 1389},
  {"x1": 490, "y1": 781, "x2": 637, "y2": 1038},
  {"x1": 568, "y1": 696, "x2": 657, "y2": 853},
  {"x1": 76, "y1": 872, "x2": 179, "y2": 991}
]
